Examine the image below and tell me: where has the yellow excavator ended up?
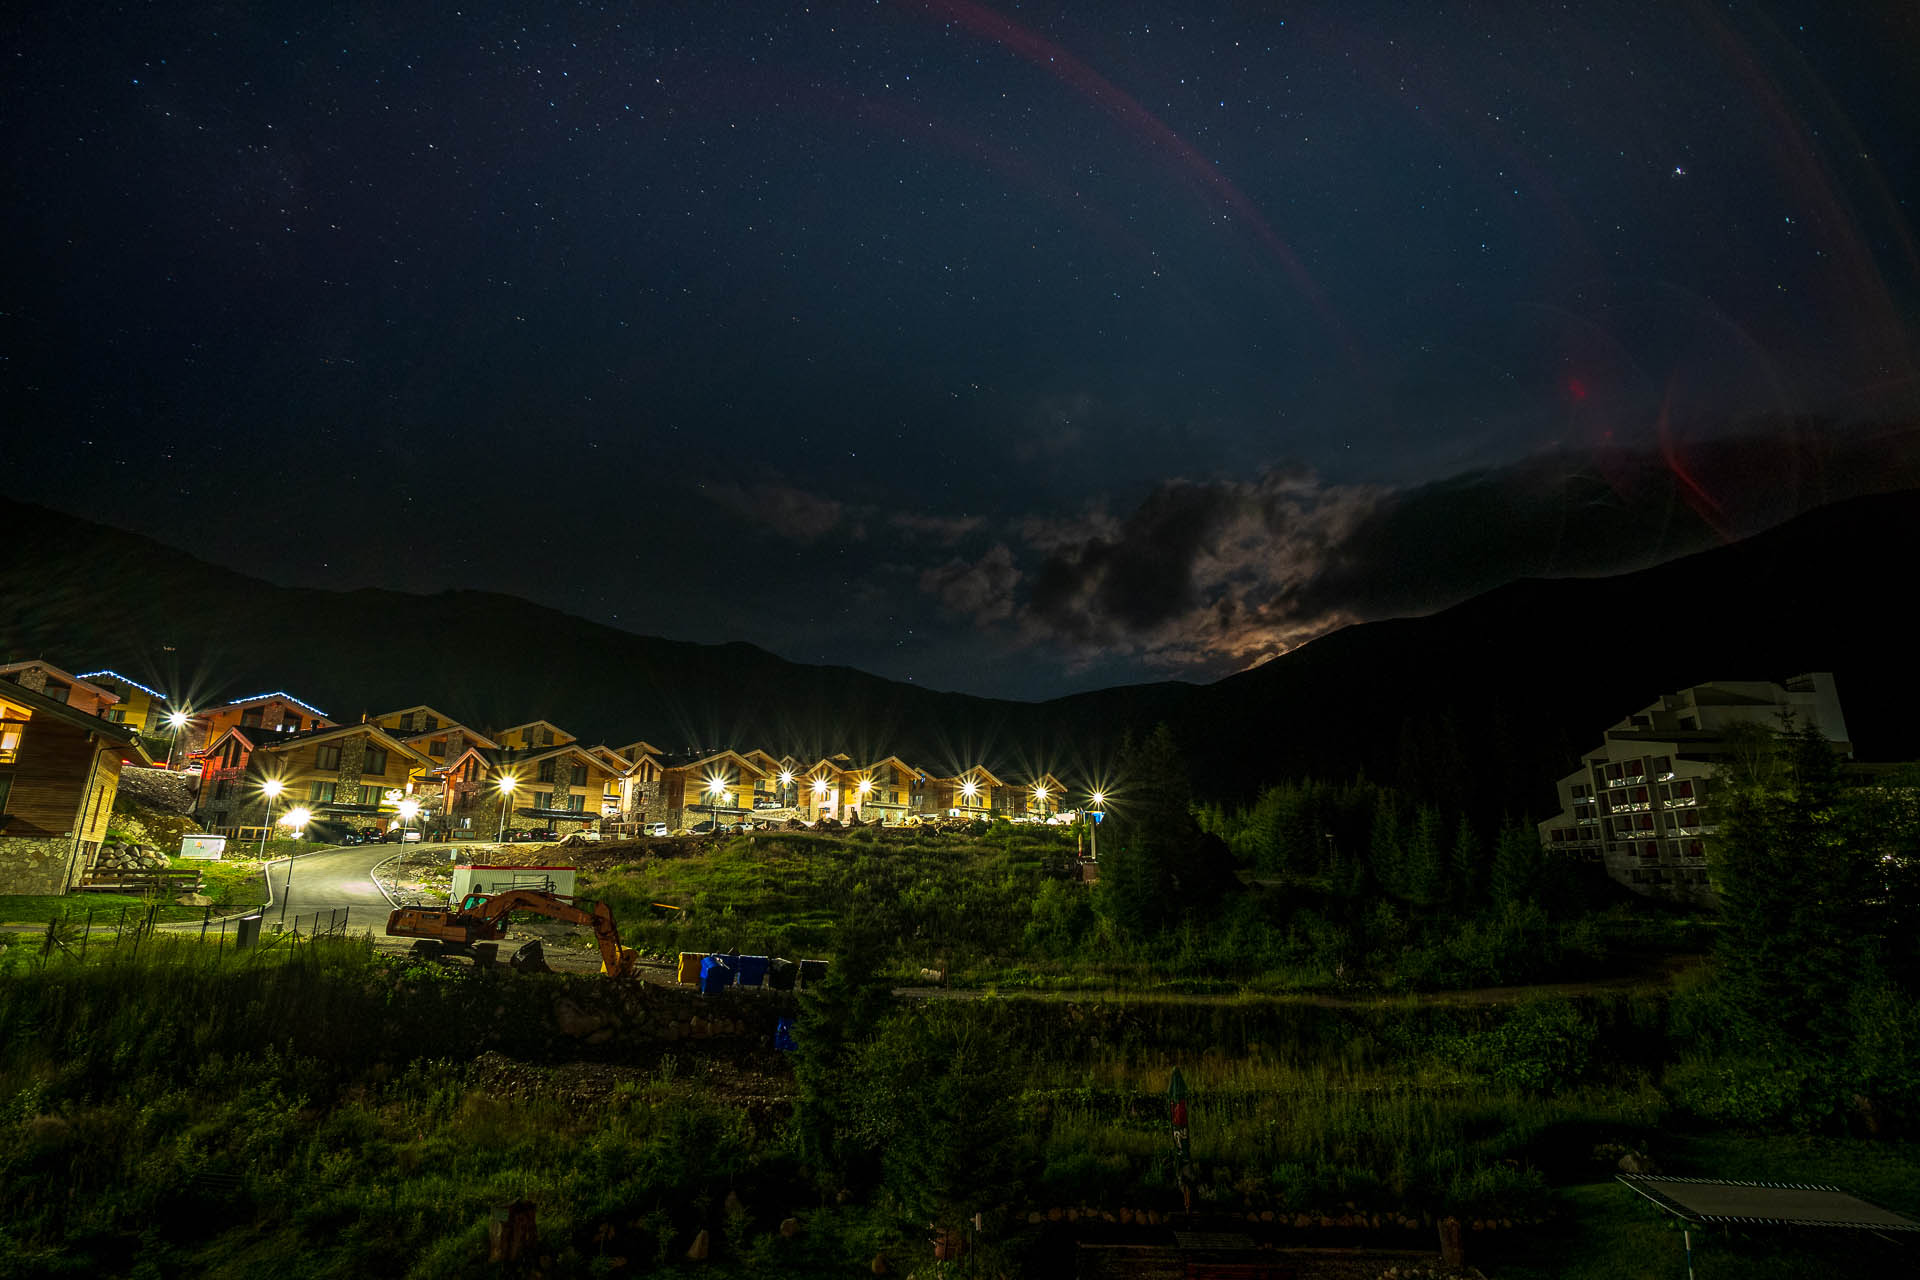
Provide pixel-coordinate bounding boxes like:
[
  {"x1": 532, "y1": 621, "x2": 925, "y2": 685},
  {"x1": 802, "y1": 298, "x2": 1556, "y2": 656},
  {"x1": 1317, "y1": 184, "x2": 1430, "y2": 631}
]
[{"x1": 385, "y1": 888, "x2": 638, "y2": 977}]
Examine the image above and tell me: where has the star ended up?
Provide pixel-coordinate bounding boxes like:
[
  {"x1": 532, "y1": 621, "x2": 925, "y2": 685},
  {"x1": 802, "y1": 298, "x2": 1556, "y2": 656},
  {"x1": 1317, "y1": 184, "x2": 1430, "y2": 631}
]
[{"x1": 1672, "y1": 165, "x2": 1687, "y2": 177}]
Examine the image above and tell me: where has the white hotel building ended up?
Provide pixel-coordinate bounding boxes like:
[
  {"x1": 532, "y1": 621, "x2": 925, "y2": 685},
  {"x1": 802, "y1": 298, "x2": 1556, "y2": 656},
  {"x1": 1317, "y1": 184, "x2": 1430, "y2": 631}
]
[{"x1": 1539, "y1": 673, "x2": 1851, "y2": 903}]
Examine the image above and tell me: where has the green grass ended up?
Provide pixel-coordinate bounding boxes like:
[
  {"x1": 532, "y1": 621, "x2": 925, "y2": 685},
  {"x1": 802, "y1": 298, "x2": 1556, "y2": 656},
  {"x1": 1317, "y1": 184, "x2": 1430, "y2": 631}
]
[
  {"x1": 3, "y1": 830, "x2": 1910, "y2": 1277},
  {"x1": 1478, "y1": 1131, "x2": 1920, "y2": 1277}
]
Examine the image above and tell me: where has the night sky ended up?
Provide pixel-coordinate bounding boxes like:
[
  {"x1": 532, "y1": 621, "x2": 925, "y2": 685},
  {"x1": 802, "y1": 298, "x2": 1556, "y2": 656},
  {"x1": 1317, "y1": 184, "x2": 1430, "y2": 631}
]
[{"x1": 6, "y1": 2, "x2": 1918, "y2": 699}]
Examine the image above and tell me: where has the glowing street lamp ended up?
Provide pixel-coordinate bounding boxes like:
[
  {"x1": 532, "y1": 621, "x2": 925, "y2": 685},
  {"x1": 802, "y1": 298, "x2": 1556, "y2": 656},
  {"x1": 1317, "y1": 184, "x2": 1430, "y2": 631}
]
[
  {"x1": 856, "y1": 776, "x2": 873, "y2": 819},
  {"x1": 1088, "y1": 791, "x2": 1106, "y2": 862},
  {"x1": 277, "y1": 805, "x2": 311, "y2": 924},
  {"x1": 258, "y1": 777, "x2": 286, "y2": 859},
  {"x1": 1033, "y1": 783, "x2": 1050, "y2": 821},
  {"x1": 163, "y1": 707, "x2": 192, "y2": 771},
  {"x1": 495, "y1": 775, "x2": 518, "y2": 843},
  {"x1": 397, "y1": 797, "x2": 421, "y2": 841},
  {"x1": 779, "y1": 770, "x2": 795, "y2": 808},
  {"x1": 960, "y1": 778, "x2": 979, "y2": 812},
  {"x1": 706, "y1": 776, "x2": 727, "y2": 833}
]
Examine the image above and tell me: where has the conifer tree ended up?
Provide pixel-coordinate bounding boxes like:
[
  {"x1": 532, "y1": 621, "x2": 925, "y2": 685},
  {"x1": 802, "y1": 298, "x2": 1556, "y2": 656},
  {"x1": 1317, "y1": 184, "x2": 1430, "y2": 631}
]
[
  {"x1": 1450, "y1": 814, "x2": 1484, "y2": 911},
  {"x1": 1490, "y1": 819, "x2": 1543, "y2": 906}
]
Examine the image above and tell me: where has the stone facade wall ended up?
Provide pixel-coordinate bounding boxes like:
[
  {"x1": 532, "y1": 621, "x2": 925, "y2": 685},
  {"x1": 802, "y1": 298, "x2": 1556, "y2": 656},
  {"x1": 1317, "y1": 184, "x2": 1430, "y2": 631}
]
[
  {"x1": 335, "y1": 734, "x2": 367, "y2": 802},
  {"x1": 0, "y1": 834, "x2": 81, "y2": 895},
  {"x1": 11, "y1": 666, "x2": 49, "y2": 694}
]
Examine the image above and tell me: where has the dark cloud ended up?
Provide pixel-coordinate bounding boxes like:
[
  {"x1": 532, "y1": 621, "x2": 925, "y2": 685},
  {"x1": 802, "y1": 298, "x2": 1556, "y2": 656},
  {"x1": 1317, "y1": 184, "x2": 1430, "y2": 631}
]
[
  {"x1": 889, "y1": 511, "x2": 985, "y2": 544},
  {"x1": 705, "y1": 483, "x2": 848, "y2": 543},
  {"x1": 918, "y1": 420, "x2": 1920, "y2": 680},
  {"x1": 1003, "y1": 467, "x2": 1383, "y2": 668},
  {"x1": 921, "y1": 543, "x2": 1022, "y2": 626}
]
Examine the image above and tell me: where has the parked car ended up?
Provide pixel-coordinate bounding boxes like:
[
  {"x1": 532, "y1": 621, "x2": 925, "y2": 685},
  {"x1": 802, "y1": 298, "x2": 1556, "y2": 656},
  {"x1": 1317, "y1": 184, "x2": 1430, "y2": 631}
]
[
  {"x1": 645, "y1": 822, "x2": 670, "y2": 837},
  {"x1": 383, "y1": 827, "x2": 423, "y2": 843}
]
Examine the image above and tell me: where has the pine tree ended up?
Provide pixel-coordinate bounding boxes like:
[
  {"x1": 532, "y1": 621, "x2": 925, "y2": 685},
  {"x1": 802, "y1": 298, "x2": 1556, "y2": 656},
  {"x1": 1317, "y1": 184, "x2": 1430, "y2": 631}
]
[
  {"x1": 1450, "y1": 815, "x2": 1485, "y2": 911},
  {"x1": 1368, "y1": 791, "x2": 1404, "y2": 898},
  {"x1": 1490, "y1": 819, "x2": 1542, "y2": 906},
  {"x1": 1404, "y1": 805, "x2": 1446, "y2": 907},
  {"x1": 1713, "y1": 724, "x2": 1876, "y2": 1052}
]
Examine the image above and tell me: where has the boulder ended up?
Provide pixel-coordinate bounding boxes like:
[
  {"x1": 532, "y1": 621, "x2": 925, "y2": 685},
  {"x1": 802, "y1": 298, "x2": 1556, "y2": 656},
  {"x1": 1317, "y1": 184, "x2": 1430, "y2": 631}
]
[
  {"x1": 779, "y1": 1217, "x2": 800, "y2": 1238},
  {"x1": 685, "y1": 1228, "x2": 709, "y2": 1261},
  {"x1": 175, "y1": 892, "x2": 214, "y2": 907},
  {"x1": 552, "y1": 999, "x2": 605, "y2": 1038},
  {"x1": 1617, "y1": 1151, "x2": 1661, "y2": 1175}
]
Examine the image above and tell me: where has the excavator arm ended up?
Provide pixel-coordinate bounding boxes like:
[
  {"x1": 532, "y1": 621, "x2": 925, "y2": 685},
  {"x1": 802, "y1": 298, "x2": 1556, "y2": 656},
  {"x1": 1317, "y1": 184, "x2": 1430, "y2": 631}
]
[{"x1": 387, "y1": 888, "x2": 637, "y2": 977}]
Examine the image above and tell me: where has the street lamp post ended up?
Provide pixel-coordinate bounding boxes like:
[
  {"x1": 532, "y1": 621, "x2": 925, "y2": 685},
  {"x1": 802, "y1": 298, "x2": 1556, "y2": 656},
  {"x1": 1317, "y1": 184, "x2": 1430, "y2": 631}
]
[
  {"x1": 707, "y1": 777, "x2": 725, "y2": 833},
  {"x1": 397, "y1": 797, "x2": 420, "y2": 842},
  {"x1": 258, "y1": 778, "x2": 285, "y2": 859},
  {"x1": 812, "y1": 776, "x2": 828, "y2": 821},
  {"x1": 164, "y1": 708, "x2": 191, "y2": 771},
  {"x1": 856, "y1": 776, "x2": 872, "y2": 823},
  {"x1": 779, "y1": 770, "x2": 794, "y2": 810},
  {"x1": 495, "y1": 776, "x2": 517, "y2": 843},
  {"x1": 1088, "y1": 791, "x2": 1105, "y2": 862},
  {"x1": 1033, "y1": 784, "x2": 1050, "y2": 823},
  {"x1": 277, "y1": 805, "x2": 311, "y2": 924}
]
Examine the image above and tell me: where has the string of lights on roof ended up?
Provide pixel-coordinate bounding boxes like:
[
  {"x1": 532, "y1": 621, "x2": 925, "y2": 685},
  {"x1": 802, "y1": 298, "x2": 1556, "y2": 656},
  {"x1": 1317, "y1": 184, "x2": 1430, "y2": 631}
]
[
  {"x1": 75, "y1": 669, "x2": 170, "y2": 700},
  {"x1": 219, "y1": 691, "x2": 329, "y2": 716}
]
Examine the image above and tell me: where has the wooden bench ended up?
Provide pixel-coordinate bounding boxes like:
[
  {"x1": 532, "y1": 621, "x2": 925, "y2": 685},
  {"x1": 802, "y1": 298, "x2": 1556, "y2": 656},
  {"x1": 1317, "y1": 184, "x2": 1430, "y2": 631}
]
[{"x1": 77, "y1": 867, "x2": 205, "y2": 895}]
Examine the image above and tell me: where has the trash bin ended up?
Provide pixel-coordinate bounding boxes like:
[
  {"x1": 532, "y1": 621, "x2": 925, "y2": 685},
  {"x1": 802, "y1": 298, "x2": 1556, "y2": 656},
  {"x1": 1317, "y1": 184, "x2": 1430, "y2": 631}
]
[
  {"x1": 766, "y1": 957, "x2": 797, "y2": 991},
  {"x1": 797, "y1": 958, "x2": 829, "y2": 988},
  {"x1": 235, "y1": 913, "x2": 263, "y2": 950},
  {"x1": 733, "y1": 955, "x2": 769, "y2": 988},
  {"x1": 676, "y1": 951, "x2": 704, "y2": 985},
  {"x1": 773, "y1": 1017, "x2": 798, "y2": 1052},
  {"x1": 699, "y1": 955, "x2": 733, "y2": 995}
]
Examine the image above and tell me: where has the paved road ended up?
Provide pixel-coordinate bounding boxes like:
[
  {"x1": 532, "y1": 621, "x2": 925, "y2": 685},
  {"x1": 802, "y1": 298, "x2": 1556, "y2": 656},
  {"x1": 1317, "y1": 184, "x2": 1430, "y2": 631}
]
[{"x1": 260, "y1": 845, "x2": 395, "y2": 931}]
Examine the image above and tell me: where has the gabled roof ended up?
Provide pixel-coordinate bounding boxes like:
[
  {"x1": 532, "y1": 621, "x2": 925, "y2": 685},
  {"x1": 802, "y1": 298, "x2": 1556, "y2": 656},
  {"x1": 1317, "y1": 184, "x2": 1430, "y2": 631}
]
[
  {"x1": 0, "y1": 678, "x2": 153, "y2": 762},
  {"x1": 76, "y1": 668, "x2": 168, "y2": 700},
  {"x1": 217, "y1": 690, "x2": 331, "y2": 719},
  {"x1": 853, "y1": 755, "x2": 930, "y2": 782},
  {"x1": 397, "y1": 723, "x2": 499, "y2": 749},
  {"x1": 463, "y1": 742, "x2": 624, "y2": 780},
  {"x1": 495, "y1": 719, "x2": 576, "y2": 744},
  {"x1": 1, "y1": 661, "x2": 120, "y2": 706},
  {"x1": 937, "y1": 764, "x2": 1006, "y2": 788},
  {"x1": 615, "y1": 739, "x2": 665, "y2": 761},
  {"x1": 584, "y1": 744, "x2": 635, "y2": 774},
  {"x1": 797, "y1": 756, "x2": 854, "y2": 782},
  {"x1": 662, "y1": 749, "x2": 772, "y2": 780},
  {"x1": 373, "y1": 703, "x2": 465, "y2": 726},
  {"x1": 206, "y1": 720, "x2": 435, "y2": 767}
]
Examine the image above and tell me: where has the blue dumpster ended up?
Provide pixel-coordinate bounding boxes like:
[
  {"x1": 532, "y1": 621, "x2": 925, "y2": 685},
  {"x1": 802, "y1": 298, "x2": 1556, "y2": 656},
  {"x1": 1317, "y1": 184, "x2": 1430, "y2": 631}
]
[
  {"x1": 798, "y1": 958, "x2": 829, "y2": 988},
  {"x1": 699, "y1": 955, "x2": 733, "y2": 995},
  {"x1": 733, "y1": 955, "x2": 769, "y2": 988}
]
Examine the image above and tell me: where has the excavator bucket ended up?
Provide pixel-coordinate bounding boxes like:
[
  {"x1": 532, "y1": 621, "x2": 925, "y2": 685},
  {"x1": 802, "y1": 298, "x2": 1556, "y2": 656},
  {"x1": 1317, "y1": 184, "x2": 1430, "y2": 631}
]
[{"x1": 509, "y1": 941, "x2": 550, "y2": 973}]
